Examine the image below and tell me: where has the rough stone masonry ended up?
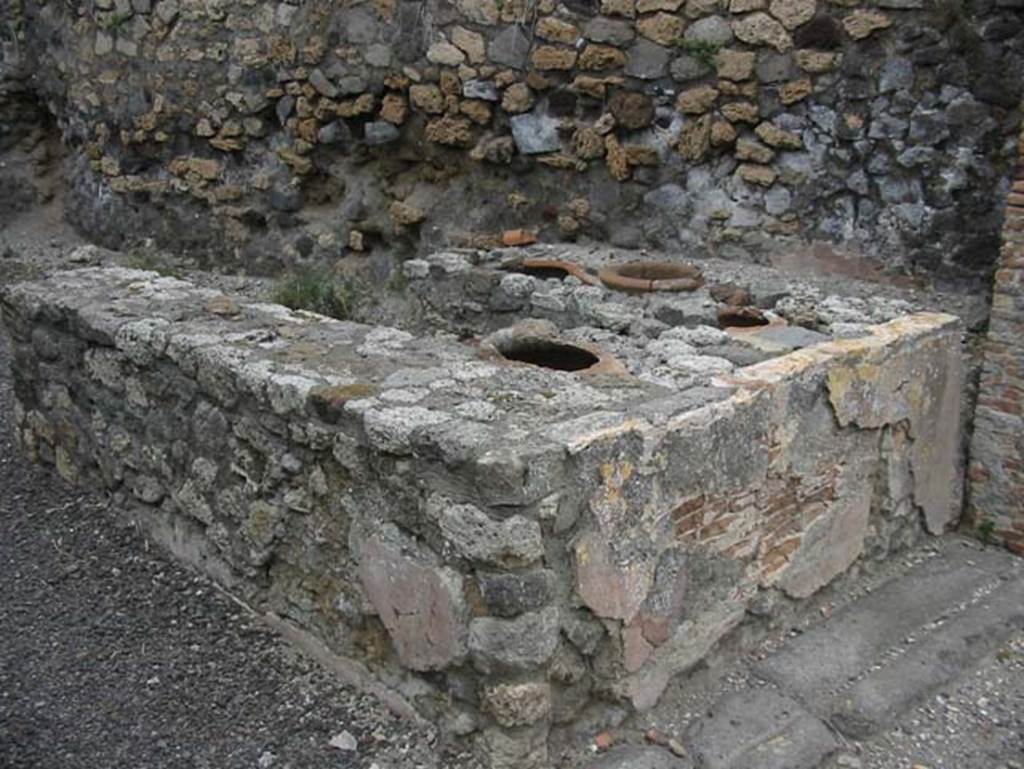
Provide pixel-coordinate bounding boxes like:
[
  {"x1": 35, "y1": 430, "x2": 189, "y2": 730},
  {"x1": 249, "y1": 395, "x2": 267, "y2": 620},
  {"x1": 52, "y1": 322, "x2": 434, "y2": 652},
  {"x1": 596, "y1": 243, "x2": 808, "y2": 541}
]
[
  {"x1": 1, "y1": 266, "x2": 966, "y2": 767},
  {"x1": 1, "y1": 0, "x2": 1021, "y2": 275}
]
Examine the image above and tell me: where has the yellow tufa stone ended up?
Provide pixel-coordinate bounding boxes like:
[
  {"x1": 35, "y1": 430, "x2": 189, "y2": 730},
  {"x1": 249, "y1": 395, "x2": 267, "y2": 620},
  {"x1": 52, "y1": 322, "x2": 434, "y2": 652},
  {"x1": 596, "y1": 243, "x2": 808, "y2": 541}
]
[
  {"x1": 738, "y1": 163, "x2": 777, "y2": 186},
  {"x1": 755, "y1": 121, "x2": 803, "y2": 149},
  {"x1": 579, "y1": 45, "x2": 627, "y2": 70},
  {"x1": 779, "y1": 78, "x2": 813, "y2": 105},
  {"x1": 710, "y1": 120, "x2": 738, "y2": 146},
  {"x1": 795, "y1": 49, "x2": 839, "y2": 73},
  {"x1": 720, "y1": 100, "x2": 760, "y2": 124},
  {"x1": 601, "y1": 0, "x2": 636, "y2": 17},
  {"x1": 676, "y1": 85, "x2": 720, "y2": 115},
  {"x1": 425, "y1": 115, "x2": 475, "y2": 147},
  {"x1": 389, "y1": 201, "x2": 426, "y2": 226},
  {"x1": 715, "y1": 49, "x2": 756, "y2": 82},
  {"x1": 531, "y1": 45, "x2": 578, "y2": 70},
  {"x1": 536, "y1": 16, "x2": 580, "y2": 44},
  {"x1": 636, "y1": 12, "x2": 685, "y2": 45},
  {"x1": 843, "y1": 10, "x2": 891, "y2": 40},
  {"x1": 379, "y1": 92, "x2": 408, "y2": 125},
  {"x1": 605, "y1": 134, "x2": 631, "y2": 181}
]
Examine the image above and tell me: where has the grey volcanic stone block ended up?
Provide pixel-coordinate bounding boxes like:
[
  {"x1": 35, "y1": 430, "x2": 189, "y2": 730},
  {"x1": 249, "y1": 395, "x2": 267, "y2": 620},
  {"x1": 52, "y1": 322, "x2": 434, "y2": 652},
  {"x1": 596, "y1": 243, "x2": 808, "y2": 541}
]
[
  {"x1": 469, "y1": 607, "x2": 560, "y2": 673},
  {"x1": 477, "y1": 569, "x2": 556, "y2": 617},
  {"x1": 364, "y1": 121, "x2": 400, "y2": 145},
  {"x1": 584, "y1": 17, "x2": 635, "y2": 46},
  {"x1": 626, "y1": 40, "x2": 672, "y2": 79},
  {"x1": 429, "y1": 494, "x2": 544, "y2": 567},
  {"x1": 753, "y1": 543, "x2": 1016, "y2": 713},
  {"x1": 489, "y1": 25, "x2": 531, "y2": 69},
  {"x1": 585, "y1": 745, "x2": 693, "y2": 769},
  {"x1": 510, "y1": 113, "x2": 561, "y2": 155},
  {"x1": 829, "y1": 576, "x2": 1024, "y2": 738},
  {"x1": 684, "y1": 688, "x2": 837, "y2": 769}
]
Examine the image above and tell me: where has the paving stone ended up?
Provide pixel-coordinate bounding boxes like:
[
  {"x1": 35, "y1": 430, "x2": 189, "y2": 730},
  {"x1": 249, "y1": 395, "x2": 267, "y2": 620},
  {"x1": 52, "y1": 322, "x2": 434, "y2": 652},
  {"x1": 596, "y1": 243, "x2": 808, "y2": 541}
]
[
  {"x1": 753, "y1": 541, "x2": 1018, "y2": 712},
  {"x1": 829, "y1": 576, "x2": 1024, "y2": 737},
  {"x1": 684, "y1": 688, "x2": 837, "y2": 769}
]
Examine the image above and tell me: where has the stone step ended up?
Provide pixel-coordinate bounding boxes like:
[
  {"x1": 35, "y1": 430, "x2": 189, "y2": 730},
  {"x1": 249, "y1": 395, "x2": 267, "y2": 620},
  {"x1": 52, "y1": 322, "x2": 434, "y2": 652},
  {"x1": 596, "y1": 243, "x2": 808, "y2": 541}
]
[
  {"x1": 827, "y1": 575, "x2": 1024, "y2": 738},
  {"x1": 683, "y1": 688, "x2": 837, "y2": 769},
  {"x1": 752, "y1": 540, "x2": 1018, "y2": 714}
]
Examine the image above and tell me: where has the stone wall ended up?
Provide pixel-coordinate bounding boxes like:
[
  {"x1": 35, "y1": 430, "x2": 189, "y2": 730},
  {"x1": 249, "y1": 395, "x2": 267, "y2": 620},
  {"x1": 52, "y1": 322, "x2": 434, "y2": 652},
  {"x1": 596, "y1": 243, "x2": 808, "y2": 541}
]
[
  {"x1": 967, "y1": 124, "x2": 1024, "y2": 554},
  {"x1": 1, "y1": 267, "x2": 966, "y2": 766},
  {"x1": 2, "y1": 0, "x2": 1022, "y2": 275},
  {"x1": 0, "y1": 0, "x2": 60, "y2": 227}
]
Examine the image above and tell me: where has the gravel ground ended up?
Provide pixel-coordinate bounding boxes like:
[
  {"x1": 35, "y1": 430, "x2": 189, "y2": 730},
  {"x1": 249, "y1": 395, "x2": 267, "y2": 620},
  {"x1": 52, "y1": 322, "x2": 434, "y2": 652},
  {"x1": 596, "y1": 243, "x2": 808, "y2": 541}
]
[
  {"x1": 0, "y1": 328, "x2": 478, "y2": 769},
  {"x1": 856, "y1": 634, "x2": 1024, "y2": 769}
]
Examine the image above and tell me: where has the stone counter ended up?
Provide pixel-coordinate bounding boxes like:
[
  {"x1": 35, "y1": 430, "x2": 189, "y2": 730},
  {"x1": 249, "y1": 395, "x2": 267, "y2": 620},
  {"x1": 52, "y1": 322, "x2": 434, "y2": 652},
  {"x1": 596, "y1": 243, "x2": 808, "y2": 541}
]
[{"x1": 1, "y1": 267, "x2": 965, "y2": 767}]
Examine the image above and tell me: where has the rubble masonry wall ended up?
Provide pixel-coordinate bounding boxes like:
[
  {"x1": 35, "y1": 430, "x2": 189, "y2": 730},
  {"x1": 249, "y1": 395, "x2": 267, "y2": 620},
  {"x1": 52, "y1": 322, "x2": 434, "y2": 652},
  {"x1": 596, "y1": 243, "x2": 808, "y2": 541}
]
[{"x1": 1, "y1": 0, "x2": 1021, "y2": 275}]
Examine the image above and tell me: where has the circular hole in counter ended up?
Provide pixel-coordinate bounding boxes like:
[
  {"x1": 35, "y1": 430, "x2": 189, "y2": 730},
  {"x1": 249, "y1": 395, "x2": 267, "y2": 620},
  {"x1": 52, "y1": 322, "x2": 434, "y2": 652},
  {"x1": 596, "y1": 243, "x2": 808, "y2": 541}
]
[
  {"x1": 497, "y1": 338, "x2": 601, "y2": 372},
  {"x1": 717, "y1": 306, "x2": 771, "y2": 329},
  {"x1": 519, "y1": 264, "x2": 573, "y2": 280}
]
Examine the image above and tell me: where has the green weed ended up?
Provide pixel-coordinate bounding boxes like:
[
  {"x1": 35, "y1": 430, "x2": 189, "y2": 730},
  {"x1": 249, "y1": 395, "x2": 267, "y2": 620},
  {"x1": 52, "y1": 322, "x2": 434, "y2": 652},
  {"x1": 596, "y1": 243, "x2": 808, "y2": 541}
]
[
  {"x1": 977, "y1": 518, "x2": 996, "y2": 547},
  {"x1": 272, "y1": 267, "x2": 361, "y2": 320},
  {"x1": 676, "y1": 39, "x2": 723, "y2": 68},
  {"x1": 99, "y1": 11, "x2": 133, "y2": 32}
]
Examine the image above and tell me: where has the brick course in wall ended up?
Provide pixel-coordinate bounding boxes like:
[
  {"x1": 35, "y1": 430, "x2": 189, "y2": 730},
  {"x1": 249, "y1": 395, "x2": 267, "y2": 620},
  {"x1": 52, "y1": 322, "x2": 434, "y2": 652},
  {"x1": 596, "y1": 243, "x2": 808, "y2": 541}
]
[{"x1": 968, "y1": 126, "x2": 1024, "y2": 555}]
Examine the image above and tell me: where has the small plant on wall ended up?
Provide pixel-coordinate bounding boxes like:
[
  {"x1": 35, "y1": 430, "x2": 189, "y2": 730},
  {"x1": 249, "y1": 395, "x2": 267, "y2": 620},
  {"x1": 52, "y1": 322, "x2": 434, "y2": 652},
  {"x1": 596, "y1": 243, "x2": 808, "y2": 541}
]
[
  {"x1": 977, "y1": 518, "x2": 996, "y2": 547},
  {"x1": 272, "y1": 266, "x2": 362, "y2": 321},
  {"x1": 676, "y1": 39, "x2": 722, "y2": 68}
]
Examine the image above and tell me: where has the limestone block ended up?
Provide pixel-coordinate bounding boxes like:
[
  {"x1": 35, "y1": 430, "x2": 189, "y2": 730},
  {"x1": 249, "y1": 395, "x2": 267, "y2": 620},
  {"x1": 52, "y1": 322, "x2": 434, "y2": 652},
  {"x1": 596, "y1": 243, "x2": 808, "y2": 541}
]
[
  {"x1": 510, "y1": 113, "x2": 561, "y2": 154},
  {"x1": 824, "y1": 315, "x2": 965, "y2": 533},
  {"x1": 427, "y1": 41, "x2": 466, "y2": 66}
]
